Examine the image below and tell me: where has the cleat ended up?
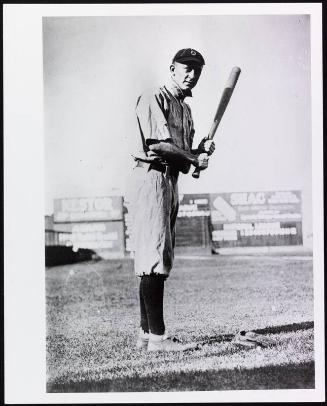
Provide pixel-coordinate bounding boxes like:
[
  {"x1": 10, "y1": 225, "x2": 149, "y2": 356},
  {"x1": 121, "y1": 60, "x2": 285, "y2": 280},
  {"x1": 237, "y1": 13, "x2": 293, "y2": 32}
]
[
  {"x1": 232, "y1": 333, "x2": 257, "y2": 348},
  {"x1": 136, "y1": 328, "x2": 149, "y2": 349},
  {"x1": 148, "y1": 334, "x2": 198, "y2": 352},
  {"x1": 242, "y1": 331, "x2": 277, "y2": 347},
  {"x1": 232, "y1": 331, "x2": 277, "y2": 348}
]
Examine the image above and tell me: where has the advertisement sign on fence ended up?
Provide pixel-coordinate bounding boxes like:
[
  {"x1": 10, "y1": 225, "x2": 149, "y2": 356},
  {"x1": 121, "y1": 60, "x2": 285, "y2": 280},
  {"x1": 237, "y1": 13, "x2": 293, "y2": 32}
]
[
  {"x1": 54, "y1": 196, "x2": 123, "y2": 223},
  {"x1": 54, "y1": 221, "x2": 125, "y2": 256},
  {"x1": 209, "y1": 190, "x2": 303, "y2": 248},
  {"x1": 176, "y1": 194, "x2": 211, "y2": 251},
  {"x1": 178, "y1": 194, "x2": 211, "y2": 218}
]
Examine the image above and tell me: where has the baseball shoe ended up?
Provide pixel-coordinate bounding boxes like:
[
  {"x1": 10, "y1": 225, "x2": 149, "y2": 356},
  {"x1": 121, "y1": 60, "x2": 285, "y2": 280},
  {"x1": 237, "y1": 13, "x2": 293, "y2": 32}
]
[
  {"x1": 233, "y1": 332, "x2": 257, "y2": 348},
  {"x1": 147, "y1": 333, "x2": 198, "y2": 352},
  {"x1": 136, "y1": 328, "x2": 149, "y2": 349},
  {"x1": 240, "y1": 331, "x2": 277, "y2": 347},
  {"x1": 232, "y1": 331, "x2": 276, "y2": 348}
]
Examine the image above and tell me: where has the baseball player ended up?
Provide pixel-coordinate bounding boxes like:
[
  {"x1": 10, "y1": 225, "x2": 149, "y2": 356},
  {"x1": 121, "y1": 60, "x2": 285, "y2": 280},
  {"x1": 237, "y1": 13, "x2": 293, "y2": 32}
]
[{"x1": 132, "y1": 48, "x2": 215, "y2": 352}]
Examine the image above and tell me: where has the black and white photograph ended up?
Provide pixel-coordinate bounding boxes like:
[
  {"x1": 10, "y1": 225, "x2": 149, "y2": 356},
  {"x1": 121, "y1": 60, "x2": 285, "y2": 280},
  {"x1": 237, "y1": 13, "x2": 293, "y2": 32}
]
[{"x1": 4, "y1": 3, "x2": 325, "y2": 403}]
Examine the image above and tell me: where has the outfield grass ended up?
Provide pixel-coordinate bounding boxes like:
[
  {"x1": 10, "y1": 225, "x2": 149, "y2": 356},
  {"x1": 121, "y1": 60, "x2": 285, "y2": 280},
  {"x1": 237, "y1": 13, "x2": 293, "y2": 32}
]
[{"x1": 46, "y1": 254, "x2": 314, "y2": 392}]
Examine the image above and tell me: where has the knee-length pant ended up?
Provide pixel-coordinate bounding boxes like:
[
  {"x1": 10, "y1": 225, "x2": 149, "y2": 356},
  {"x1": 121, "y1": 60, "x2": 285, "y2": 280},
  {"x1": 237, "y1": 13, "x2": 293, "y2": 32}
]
[{"x1": 132, "y1": 167, "x2": 179, "y2": 277}]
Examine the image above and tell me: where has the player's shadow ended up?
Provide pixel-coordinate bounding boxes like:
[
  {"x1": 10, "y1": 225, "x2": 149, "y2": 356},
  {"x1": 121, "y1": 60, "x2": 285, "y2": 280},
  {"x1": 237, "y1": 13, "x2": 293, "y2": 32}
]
[
  {"x1": 199, "y1": 321, "x2": 314, "y2": 346},
  {"x1": 253, "y1": 321, "x2": 314, "y2": 335}
]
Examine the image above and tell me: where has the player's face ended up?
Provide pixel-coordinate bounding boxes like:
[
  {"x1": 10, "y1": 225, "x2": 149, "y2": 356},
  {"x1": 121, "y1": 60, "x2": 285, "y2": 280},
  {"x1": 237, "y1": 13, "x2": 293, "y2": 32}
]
[{"x1": 170, "y1": 62, "x2": 203, "y2": 91}]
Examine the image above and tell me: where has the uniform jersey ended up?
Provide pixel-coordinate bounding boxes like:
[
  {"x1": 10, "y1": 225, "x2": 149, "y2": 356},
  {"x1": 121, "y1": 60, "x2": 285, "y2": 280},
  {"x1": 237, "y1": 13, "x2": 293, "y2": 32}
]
[
  {"x1": 134, "y1": 81, "x2": 195, "y2": 159},
  {"x1": 132, "y1": 80, "x2": 195, "y2": 277}
]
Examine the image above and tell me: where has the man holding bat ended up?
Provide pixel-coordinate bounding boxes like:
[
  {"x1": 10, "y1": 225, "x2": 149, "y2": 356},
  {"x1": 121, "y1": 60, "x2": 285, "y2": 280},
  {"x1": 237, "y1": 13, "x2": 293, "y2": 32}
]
[{"x1": 132, "y1": 48, "x2": 215, "y2": 352}]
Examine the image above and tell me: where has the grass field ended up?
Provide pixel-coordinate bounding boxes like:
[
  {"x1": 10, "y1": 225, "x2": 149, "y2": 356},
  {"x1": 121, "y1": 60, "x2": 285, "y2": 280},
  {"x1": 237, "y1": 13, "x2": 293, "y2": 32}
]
[{"x1": 46, "y1": 253, "x2": 314, "y2": 392}]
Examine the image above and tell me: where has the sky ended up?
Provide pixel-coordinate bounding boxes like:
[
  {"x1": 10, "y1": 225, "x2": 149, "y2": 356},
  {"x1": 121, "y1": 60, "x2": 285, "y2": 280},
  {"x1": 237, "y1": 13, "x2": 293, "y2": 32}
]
[{"x1": 43, "y1": 15, "x2": 312, "y2": 239}]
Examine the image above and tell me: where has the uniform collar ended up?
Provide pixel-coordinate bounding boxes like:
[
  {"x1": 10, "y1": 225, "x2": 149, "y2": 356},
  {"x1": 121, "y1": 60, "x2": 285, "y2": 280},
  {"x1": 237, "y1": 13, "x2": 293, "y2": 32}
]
[{"x1": 167, "y1": 78, "x2": 193, "y2": 100}]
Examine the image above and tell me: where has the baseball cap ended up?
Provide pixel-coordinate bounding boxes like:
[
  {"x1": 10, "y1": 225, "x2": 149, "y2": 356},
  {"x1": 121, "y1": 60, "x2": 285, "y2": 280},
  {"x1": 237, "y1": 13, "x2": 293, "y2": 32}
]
[{"x1": 172, "y1": 48, "x2": 205, "y2": 66}]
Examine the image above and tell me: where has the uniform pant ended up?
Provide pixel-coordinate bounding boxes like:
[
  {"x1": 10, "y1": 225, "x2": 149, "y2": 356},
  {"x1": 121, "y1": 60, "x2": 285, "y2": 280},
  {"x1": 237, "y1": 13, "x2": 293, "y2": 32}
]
[
  {"x1": 131, "y1": 166, "x2": 179, "y2": 335},
  {"x1": 132, "y1": 166, "x2": 179, "y2": 278}
]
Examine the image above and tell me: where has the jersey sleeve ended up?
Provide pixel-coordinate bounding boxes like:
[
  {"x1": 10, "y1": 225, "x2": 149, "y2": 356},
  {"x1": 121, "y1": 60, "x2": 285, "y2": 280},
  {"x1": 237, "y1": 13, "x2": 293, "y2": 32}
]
[{"x1": 135, "y1": 89, "x2": 172, "y2": 148}]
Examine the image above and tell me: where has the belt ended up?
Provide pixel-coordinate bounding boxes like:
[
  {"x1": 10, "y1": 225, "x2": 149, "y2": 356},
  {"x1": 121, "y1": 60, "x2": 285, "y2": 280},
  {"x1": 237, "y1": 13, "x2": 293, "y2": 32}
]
[
  {"x1": 152, "y1": 164, "x2": 179, "y2": 179},
  {"x1": 149, "y1": 162, "x2": 167, "y2": 174},
  {"x1": 135, "y1": 160, "x2": 179, "y2": 178}
]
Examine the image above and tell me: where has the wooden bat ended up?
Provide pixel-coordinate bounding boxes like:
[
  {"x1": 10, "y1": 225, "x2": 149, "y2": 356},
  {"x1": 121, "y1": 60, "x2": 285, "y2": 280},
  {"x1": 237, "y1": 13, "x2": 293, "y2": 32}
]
[{"x1": 192, "y1": 66, "x2": 241, "y2": 179}]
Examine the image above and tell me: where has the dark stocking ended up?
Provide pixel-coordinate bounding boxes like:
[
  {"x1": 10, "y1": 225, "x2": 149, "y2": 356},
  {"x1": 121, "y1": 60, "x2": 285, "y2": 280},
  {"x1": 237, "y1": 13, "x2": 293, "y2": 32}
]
[{"x1": 139, "y1": 275, "x2": 166, "y2": 335}]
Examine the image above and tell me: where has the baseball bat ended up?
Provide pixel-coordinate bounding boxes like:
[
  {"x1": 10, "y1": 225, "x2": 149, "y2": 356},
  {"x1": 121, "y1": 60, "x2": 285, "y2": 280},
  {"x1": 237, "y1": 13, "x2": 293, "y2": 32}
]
[{"x1": 192, "y1": 66, "x2": 241, "y2": 179}]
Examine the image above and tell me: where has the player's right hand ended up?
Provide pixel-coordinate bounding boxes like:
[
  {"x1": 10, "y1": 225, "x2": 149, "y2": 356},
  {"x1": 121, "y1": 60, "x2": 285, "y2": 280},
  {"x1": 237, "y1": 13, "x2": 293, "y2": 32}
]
[{"x1": 196, "y1": 153, "x2": 209, "y2": 170}]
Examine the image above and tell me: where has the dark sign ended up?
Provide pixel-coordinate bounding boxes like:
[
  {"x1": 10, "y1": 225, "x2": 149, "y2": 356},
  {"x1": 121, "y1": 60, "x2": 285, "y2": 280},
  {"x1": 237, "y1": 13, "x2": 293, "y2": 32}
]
[
  {"x1": 176, "y1": 194, "x2": 211, "y2": 250},
  {"x1": 178, "y1": 194, "x2": 210, "y2": 218},
  {"x1": 209, "y1": 190, "x2": 303, "y2": 248}
]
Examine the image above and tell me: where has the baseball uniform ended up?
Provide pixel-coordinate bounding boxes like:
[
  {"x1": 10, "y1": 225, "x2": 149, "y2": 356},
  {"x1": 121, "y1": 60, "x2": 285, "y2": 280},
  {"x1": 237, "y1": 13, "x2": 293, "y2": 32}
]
[{"x1": 132, "y1": 80, "x2": 195, "y2": 278}]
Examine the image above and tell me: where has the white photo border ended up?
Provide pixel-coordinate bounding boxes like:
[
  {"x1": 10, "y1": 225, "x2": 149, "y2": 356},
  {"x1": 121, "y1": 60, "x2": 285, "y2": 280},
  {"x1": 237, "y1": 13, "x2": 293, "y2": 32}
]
[{"x1": 4, "y1": 3, "x2": 324, "y2": 404}]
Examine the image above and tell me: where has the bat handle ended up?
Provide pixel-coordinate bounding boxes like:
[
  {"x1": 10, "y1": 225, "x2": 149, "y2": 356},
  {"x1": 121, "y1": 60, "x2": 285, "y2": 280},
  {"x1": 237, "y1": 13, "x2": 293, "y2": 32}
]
[
  {"x1": 192, "y1": 167, "x2": 201, "y2": 178},
  {"x1": 192, "y1": 151, "x2": 209, "y2": 179}
]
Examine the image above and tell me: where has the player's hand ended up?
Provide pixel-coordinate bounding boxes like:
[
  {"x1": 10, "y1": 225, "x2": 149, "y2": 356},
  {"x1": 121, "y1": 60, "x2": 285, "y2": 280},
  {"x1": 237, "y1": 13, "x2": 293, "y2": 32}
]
[
  {"x1": 198, "y1": 138, "x2": 215, "y2": 156},
  {"x1": 196, "y1": 153, "x2": 209, "y2": 170},
  {"x1": 148, "y1": 150, "x2": 168, "y2": 164},
  {"x1": 203, "y1": 140, "x2": 215, "y2": 156}
]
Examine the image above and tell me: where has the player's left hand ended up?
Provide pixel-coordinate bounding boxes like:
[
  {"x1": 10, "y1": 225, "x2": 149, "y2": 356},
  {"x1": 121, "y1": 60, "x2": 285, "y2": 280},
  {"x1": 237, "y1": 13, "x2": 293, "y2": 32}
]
[
  {"x1": 148, "y1": 150, "x2": 168, "y2": 164},
  {"x1": 198, "y1": 138, "x2": 215, "y2": 156}
]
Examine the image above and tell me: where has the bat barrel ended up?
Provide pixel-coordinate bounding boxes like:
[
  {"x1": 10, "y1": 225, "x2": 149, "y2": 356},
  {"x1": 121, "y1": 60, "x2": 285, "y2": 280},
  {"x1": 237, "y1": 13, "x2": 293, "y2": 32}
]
[
  {"x1": 226, "y1": 66, "x2": 241, "y2": 89},
  {"x1": 192, "y1": 66, "x2": 241, "y2": 180}
]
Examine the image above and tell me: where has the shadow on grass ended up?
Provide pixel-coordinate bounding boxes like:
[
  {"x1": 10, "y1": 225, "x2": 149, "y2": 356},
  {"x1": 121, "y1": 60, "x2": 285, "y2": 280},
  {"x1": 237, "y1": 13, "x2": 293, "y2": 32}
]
[
  {"x1": 254, "y1": 321, "x2": 314, "y2": 335},
  {"x1": 47, "y1": 361, "x2": 314, "y2": 392},
  {"x1": 199, "y1": 321, "x2": 314, "y2": 346}
]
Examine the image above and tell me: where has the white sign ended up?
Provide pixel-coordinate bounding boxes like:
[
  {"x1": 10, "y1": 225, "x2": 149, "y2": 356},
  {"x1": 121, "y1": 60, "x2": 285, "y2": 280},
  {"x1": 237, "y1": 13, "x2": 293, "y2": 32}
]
[{"x1": 212, "y1": 196, "x2": 237, "y2": 221}]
